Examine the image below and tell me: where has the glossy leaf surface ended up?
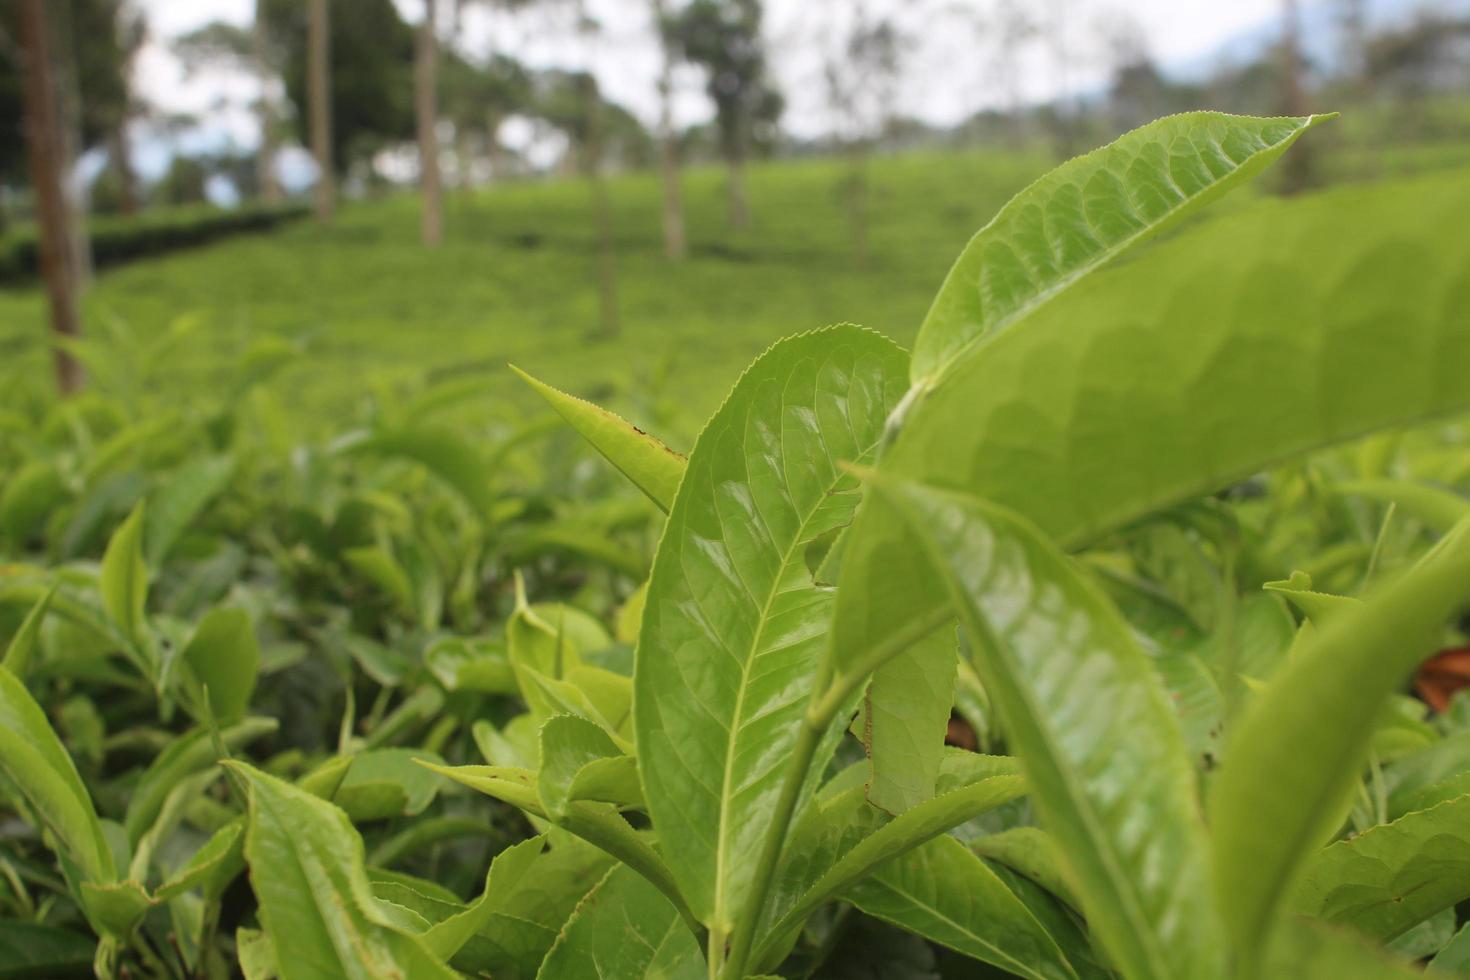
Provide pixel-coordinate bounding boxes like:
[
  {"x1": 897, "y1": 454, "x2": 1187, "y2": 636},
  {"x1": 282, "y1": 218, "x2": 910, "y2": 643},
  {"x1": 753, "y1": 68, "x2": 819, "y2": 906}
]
[
  {"x1": 513, "y1": 366, "x2": 686, "y2": 511},
  {"x1": 536, "y1": 864, "x2": 705, "y2": 980},
  {"x1": 846, "y1": 835, "x2": 1082, "y2": 980},
  {"x1": 634, "y1": 326, "x2": 908, "y2": 929},
  {"x1": 754, "y1": 759, "x2": 1024, "y2": 970},
  {"x1": 867, "y1": 475, "x2": 1226, "y2": 980}
]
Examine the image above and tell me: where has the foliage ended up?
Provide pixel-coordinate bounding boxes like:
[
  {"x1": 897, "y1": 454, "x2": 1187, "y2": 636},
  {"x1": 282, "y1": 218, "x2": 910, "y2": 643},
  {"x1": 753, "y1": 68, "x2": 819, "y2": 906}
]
[{"x1": 3, "y1": 111, "x2": 1470, "y2": 980}]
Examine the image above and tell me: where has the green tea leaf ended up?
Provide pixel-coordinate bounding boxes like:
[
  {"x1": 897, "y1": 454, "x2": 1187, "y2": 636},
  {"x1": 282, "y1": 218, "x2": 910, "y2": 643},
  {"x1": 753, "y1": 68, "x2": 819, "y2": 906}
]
[
  {"x1": 970, "y1": 827, "x2": 1081, "y2": 914},
  {"x1": 179, "y1": 607, "x2": 260, "y2": 724},
  {"x1": 228, "y1": 762, "x2": 457, "y2": 980},
  {"x1": 425, "y1": 762, "x2": 690, "y2": 927},
  {"x1": 1331, "y1": 478, "x2": 1470, "y2": 534},
  {"x1": 1292, "y1": 793, "x2": 1470, "y2": 943},
  {"x1": 864, "y1": 475, "x2": 1226, "y2": 980},
  {"x1": 352, "y1": 425, "x2": 496, "y2": 519},
  {"x1": 2, "y1": 583, "x2": 57, "y2": 679},
  {"x1": 421, "y1": 835, "x2": 545, "y2": 961},
  {"x1": 99, "y1": 501, "x2": 147, "y2": 646},
  {"x1": 512, "y1": 366, "x2": 686, "y2": 512},
  {"x1": 335, "y1": 749, "x2": 445, "y2": 821},
  {"x1": 536, "y1": 864, "x2": 705, "y2": 980},
  {"x1": 144, "y1": 454, "x2": 235, "y2": 562},
  {"x1": 1212, "y1": 520, "x2": 1470, "y2": 964},
  {"x1": 537, "y1": 714, "x2": 641, "y2": 818},
  {"x1": 0, "y1": 666, "x2": 113, "y2": 884},
  {"x1": 833, "y1": 171, "x2": 1470, "y2": 764},
  {"x1": 0, "y1": 461, "x2": 66, "y2": 547},
  {"x1": 863, "y1": 625, "x2": 956, "y2": 814},
  {"x1": 754, "y1": 761, "x2": 1025, "y2": 971},
  {"x1": 635, "y1": 326, "x2": 908, "y2": 931},
  {"x1": 910, "y1": 112, "x2": 1331, "y2": 386},
  {"x1": 0, "y1": 920, "x2": 94, "y2": 979},
  {"x1": 845, "y1": 835, "x2": 1082, "y2": 980},
  {"x1": 124, "y1": 718, "x2": 277, "y2": 845},
  {"x1": 155, "y1": 818, "x2": 245, "y2": 902}
]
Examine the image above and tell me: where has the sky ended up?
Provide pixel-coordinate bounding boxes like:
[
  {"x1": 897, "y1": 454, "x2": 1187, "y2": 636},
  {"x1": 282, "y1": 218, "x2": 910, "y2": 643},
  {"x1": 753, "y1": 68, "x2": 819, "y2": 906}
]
[{"x1": 125, "y1": 0, "x2": 1407, "y2": 185}]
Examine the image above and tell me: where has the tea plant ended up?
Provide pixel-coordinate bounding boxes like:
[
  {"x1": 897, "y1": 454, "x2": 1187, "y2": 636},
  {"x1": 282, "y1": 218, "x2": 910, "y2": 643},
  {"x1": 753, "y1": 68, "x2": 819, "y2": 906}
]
[{"x1": 3, "y1": 111, "x2": 1470, "y2": 979}]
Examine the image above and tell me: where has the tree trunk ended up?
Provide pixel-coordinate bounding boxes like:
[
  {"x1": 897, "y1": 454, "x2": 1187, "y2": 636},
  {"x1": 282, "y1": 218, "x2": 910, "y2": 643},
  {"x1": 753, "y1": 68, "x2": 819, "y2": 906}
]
[
  {"x1": 846, "y1": 143, "x2": 869, "y2": 266},
  {"x1": 51, "y1": 0, "x2": 92, "y2": 291},
  {"x1": 308, "y1": 0, "x2": 334, "y2": 221},
  {"x1": 651, "y1": 0, "x2": 686, "y2": 259},
  {"x1": 110, "y1": 125, "x2": 139, "y2": 216},
  {"x1": 416, "y1": 0, "x2": 443, "y2": 246},
  {"x1": 1279, "y1": 0, "x2": 1314, "y2": 194},
  {"x1": 18, "y1": 0, "x2": 83, "y2": 395},
  {"x1": 254, "y1": 0, "x2": 281, "y2": 204},
  {"x1": 582, "y1": 86, "x2": 619, "y2": 341}
]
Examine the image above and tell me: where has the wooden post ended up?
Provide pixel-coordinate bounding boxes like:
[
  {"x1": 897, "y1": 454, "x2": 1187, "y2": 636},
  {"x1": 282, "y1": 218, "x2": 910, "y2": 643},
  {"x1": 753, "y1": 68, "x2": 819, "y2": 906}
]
[
  {"x1": 18, "y1": 0, "x2": 83, "y2": 395},
  {"x1": 308, "y1": 0, "x2": 334, "y2": 221},
  {"x1": 417, "y1": 0, "x2": 443, "y2": 245},
  {"x1": 651, "y1": 0, "x2": 687, "y2": 259},
  {"x1": 255, "y1": 0, "x2": 282, "y2": 204}
]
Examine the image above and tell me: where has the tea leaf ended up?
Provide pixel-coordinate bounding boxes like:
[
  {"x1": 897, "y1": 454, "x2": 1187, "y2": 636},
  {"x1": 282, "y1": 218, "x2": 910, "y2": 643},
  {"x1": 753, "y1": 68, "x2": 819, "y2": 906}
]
[
  {"x1": 512, "y1": 366, "x2": 686, "y2": 512},
  {"x1": 864, "y1": 475, "x2": 1227, "y2": 980},
  {"x1": 846, "y1": 835, "x2": 1083, "y2": 980},
  {"x1": 228, "y1": 762, "x2": 457, "y2": 979},
  {"x1": 635, "y1": 326, "x2": 908, "y2": 930},
  {"x1": 910, "y1": 112, "x2": 1331, "y2": 386},
  {"x1": 1213, "y1": 521, "x2": 1470, "y2": 964},
  {"x1": 536, "y1": 864, "x2": 705, "y2": 980}
]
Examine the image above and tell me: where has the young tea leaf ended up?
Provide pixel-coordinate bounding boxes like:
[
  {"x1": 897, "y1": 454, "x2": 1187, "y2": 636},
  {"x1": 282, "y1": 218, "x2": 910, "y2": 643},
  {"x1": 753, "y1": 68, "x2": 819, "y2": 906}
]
[
  {"x1": 635, "y1": 326, "x2": 909, "y2": 932},
  {"x1": 512, "y1": 365, "x2": 686, "y2": 512},
  {"x1": 227, "y1": 762, "x2": 457, "y2": 980}
]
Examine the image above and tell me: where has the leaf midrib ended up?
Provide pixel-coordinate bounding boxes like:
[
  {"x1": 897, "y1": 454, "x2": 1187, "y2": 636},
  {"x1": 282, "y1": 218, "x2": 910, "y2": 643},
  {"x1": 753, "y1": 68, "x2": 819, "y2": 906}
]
[{"x1": 710, "y1": 366, "x2": 879, "y2": 930}]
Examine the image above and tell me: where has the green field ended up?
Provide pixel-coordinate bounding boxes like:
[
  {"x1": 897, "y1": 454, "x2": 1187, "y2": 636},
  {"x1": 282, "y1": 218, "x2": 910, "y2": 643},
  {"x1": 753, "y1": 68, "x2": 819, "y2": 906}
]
[{"x1": 3, "y1": 151, "x2": 1055, "y2": 442}]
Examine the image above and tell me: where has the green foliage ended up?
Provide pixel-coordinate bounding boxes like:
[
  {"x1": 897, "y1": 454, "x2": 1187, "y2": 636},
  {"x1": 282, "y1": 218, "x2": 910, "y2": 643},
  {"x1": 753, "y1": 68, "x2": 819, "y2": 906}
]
[{"x1": 4, "y1": 112, "x2": 1470, "y2": 979}]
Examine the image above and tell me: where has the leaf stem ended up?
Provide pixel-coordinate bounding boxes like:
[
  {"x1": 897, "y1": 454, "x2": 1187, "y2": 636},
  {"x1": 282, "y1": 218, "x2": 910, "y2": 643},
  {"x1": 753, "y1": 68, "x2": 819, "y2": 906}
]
[
  {"x1": 720, "y1": 715, "x2": 824, "y2": 980},
  {"x1": 720, "y1": 603, "x2": 950, "y2": 980}
]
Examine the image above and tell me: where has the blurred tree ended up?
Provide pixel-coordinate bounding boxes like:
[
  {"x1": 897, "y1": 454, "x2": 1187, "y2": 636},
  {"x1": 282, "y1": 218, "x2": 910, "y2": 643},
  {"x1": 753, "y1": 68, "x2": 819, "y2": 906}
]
[
  {"x1": 650, "y1": 0, "x2": 687, "y2": 259},
  {"x1": 665, "y1": 0, "x2": 782, "y2": 230},
  {"x1": 174, "y1": 8, "x2": 286, "y2": 204},
  {"x1": 258, "y1": 0, "x2": 414, "y2": 214},
  {"x1": 439, "y1": 52, "x2": 530, "y2": 187},
  {"x1": 535, "y1": 60, "x2": 650, "y2": 341},
  {"x1": 822, "y1": 1, "x2": 905, "y2": 264},
  {"x1": 16, "y1": 0, "x2": 84, "y2": 393},
  {"x1": 1365, "y1": 13, "x2": 1470, "y2": 138},
  {"x1": 152, "y1": 154, "x2": 210, "y2": 206}
]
